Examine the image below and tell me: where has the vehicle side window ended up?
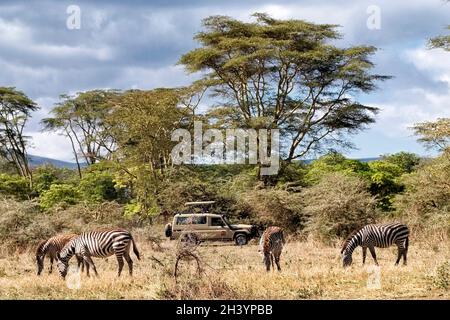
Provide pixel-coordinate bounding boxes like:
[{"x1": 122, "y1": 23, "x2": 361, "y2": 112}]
[
  {"x1": 176, "y1": 217, "x2": 189, "y2": 225},
  {"x1": 193, "y1": 216, "x2": 207, "y2": 224},
  {"x1": 211, "y1": 217, "x2": 224, "y2": 226},
  {"x1": 176, "y1": 216, "x2": 206, "y2": 225}
]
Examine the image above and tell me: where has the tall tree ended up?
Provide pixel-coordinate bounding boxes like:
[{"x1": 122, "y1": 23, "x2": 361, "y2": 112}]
[
  {"x1": 429, "y1": 25, "x2": 450, "y2": 51},
  {"x1": 0, "y1": 87, "x2": 38, "y2": 185},
  {"x1": 180, "y1": 13, "x2": 390, "y2": 164},
  {"x1": 108, "y1": 86, "x2": 202, "y2": 215},
  {"x1": 42, "y1": 90, "x2": 119, "y2": 176},
  {"x1": 412, "y1": 118, "x2": 450, "y2": 152}
]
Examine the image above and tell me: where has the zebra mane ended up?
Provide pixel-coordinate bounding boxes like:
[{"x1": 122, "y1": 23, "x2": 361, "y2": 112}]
[{"x1": 340, "y1": 226, "x2": 364, "y2": 253}]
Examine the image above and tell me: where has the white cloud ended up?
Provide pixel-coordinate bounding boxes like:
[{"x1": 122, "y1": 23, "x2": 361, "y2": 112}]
[{"x1": 27, "y1": 131, "x2": 76, "y2": 162}]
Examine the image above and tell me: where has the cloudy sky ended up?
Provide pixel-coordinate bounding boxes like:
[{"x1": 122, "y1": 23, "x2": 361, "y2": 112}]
[{"x1": 0, "y1": 0, "x2": 449, "y2": 162}]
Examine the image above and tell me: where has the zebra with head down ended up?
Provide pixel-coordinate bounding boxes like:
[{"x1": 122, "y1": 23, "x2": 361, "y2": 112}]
[
  {"x1": 56, "y1": 228, "x2": 140, "y2": 278},
  {"x1": 341, "y1": 222, "x2": 409, "y2": 267},
  {"x1": 258, "y1": 226, "x2": 285, "y2": 272},
  {"x1": 36, "y1": 234, "x2": 85, "y2": 275}
]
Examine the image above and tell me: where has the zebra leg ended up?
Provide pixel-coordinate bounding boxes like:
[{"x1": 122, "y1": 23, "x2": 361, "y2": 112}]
[
  {"x1": 264, "y1": 252, "x2": 271, "y2": 271},
  {"x1": 83, "y1": 254, "x2": 98, "y2": 277},
  {"x1": 49, "y1": 256, "x2": 54, "y2": 274},
  {"x1": 274, "y1": 253, "x2": 281, "y2": 272},
  {"x1": 270, "y1": 253, "x2": 275, "y2": 271},
  {"x1": 395, "y1": 245, "x2": 402, "y2": 266},
  {"x1": 76, "y1": 255, "x2": 84, "y2": 273},
  {"x1": 403, "y1": 238, "x2": 408, "y2": 266},
  {"x1": 124, "y1": 251, "x2": 133, "y2": 276},
  {"x1": 115, "y1": 254, "x2": 124, "y2": 277},
  {"x1": 84, "y1": 260, "x2": 90, "y2": 277},
  {"x1": 37, "y1": 257, "x2": 44, "y2": 276},
  {"x1": 362, "y1": 247, "x2": 367, "y2": 265},
  {"x1": 368, "y1": 246, "x2": 379, "y2": 266}
]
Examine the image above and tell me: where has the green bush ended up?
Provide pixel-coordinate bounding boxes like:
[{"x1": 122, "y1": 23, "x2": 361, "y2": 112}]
[
  {"x1": 395, "y1": 152, "x2": 450, "y2": 238},
  {"x1": 39, "y1": 184, "x2": 81, "y2": 210},
  {"x1": 0, "y1": 173, "x2": 30, "y2": 199},
  {"x1": 32, "y1": 165, "x2": 77, "y2": 195},
  {"x1": 78, "y1": 171, "x2": 117, "y2": 203},
  {"x1": 305, "y1": 152, "x2": 371, "y2": 185}
]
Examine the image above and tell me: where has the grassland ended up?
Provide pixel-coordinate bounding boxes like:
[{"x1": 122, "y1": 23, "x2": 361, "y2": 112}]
[{"x1": 0, "y1": 227, "x2": 448, "y2": 300}]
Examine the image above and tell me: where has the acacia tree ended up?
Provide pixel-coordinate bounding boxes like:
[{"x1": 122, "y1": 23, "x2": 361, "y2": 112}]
[
  {"x1": 42, "y1": 90, "x2": 119, "y2": 177},
  {"x1": 0, "y1": 87, "x2": 38, "y2": 185},
  {"x1": 108, "y1": 86, "x2": 204, "y2": 215},
  {"x1": 412, "y1": 118, "x2": 450, "y2": 153},
  {"x1": 180, "y1": 13, "x2": 390, "y2": 164}
]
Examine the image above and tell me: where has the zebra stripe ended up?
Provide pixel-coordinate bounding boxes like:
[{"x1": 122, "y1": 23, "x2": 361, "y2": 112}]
[
  {"x1": 259, "y1": 226, "x2": 285, "y2": 272},
  {"x1": 56, "y1": 228, "x2": 140, "y2": 278},
  {"x1": 36, "y1": 234, "x2": 84, "y2": 275},
  {"x1": 341, "y1": 222, "x2": 409, "y2": 267}
]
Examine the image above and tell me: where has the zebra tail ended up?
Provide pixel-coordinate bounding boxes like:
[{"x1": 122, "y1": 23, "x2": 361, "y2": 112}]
[
  {"x1": 131, "y1": 237, "x2": 141, "y2": 260},
  {"x1": 405, "y1": 236, "x2": 409, "y2": 249}
]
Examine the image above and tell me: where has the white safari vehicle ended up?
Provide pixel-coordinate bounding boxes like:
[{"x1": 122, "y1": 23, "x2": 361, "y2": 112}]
[{"x1": 164, "y1": 201, "x2": 258, "y2": 245}]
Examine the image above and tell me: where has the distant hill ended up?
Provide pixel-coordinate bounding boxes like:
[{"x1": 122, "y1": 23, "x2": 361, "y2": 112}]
[
  {"x1": 299, "y1": 157, "x2": 380, "y2": 164},
  {"x1": 27, "y1": 154, "x2": 380, "y2": 170},
  {"x1": 28, "y1": 155, "x2": 83, "y2": 169}
]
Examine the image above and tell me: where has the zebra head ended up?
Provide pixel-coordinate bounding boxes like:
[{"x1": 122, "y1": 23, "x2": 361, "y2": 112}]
[
  {"x1": 56, "y1": 253, "x2": 69, "y2": 278},
  {"x1": 341, "y1": 248, "x2": 353, "y2": 267},
  {"x1": 56, "y1": 242, "x2": 75, "y2": 279}
]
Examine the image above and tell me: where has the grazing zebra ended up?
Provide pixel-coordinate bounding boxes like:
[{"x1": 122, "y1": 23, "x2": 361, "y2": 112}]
[
  {"x1": 341, "y1": 223, "x2": 409, "y2": 267},
  {"x1": 258, "y1": 226, "x2": 285, "y2": 272},
  {"x1": 36, "y1": 234, "x2": 85, "y2": 275},
  {"x1": 56, "y1": 228, "x2": 140, "y2": 278}
]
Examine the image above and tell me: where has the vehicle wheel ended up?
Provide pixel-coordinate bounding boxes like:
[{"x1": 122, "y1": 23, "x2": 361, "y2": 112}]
[
  {"x1": 164, "y1": 223, "x2": 172, "y2": 238},
  {"x1": 235, "y1": 234, "x2": 248, "y2": 246}
]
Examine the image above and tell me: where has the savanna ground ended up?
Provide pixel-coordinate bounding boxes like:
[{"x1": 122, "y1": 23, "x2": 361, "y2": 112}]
[{"x1": 0, "y1": 226, "x2": 448, "y2": 300}]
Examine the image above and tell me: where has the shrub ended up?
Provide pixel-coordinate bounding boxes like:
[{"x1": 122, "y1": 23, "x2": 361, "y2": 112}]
[
  {"x1": 0, "y1": 198, "x2": 133, "y2": 251},
  {"x1": 32, "y1": 164, "x2": 77, "y2": 195},
  {"x1": 432, "y1": 262, "x2": 450, "y2": 290},
  {"x1": 238, "y1": 188, "x2": 305, "y2": 232},
  {"x1": 78, "y1": 171, "x2": 117, "y2": 203},
  {"x1": 395, "y1": 152, "x2": 450, "y2": 239},
  {"x1": 0, "y1": 174, "x2": 31, "y2": 199},
  {"x1": 39, "y1": 184, "x2": 81, "y2": 210},
  {"x1": 303, "y1": 172, "x2": 378, "y2": 242}
]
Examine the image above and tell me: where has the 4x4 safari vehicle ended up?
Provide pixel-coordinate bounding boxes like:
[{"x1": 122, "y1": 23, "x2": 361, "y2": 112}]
[{"x1": 164, "y1": 201, "x2": 258, "y2": 245}]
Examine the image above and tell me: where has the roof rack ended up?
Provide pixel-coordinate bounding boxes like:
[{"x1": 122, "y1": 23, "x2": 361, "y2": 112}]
[{"x1": 184, "y1": 201, "x2": 216, "y2": 206}]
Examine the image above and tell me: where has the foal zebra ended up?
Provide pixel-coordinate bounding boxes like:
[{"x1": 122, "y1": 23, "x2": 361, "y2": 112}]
[
  {"x1": 258, "y1": 226, "x2": 285, "y2": 272},
  {"x1": 341, "y1": 223, "x2": 409, "y2": 267},
  {"x1": 56, "y1": 228, "x2": 140, "y2": 278},
  {"x1": 36, "y1": 234, "x2": 84, "y2": 275}
]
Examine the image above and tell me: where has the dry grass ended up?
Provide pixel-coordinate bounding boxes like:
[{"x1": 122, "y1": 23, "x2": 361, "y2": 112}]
[{"x1": 0, "y1": 227, "x2": 449, "y2": 300}]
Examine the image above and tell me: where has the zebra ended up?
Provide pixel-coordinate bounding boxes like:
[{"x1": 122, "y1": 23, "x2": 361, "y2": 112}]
[
  {"x1": 56, "y1": 228, "x2": 140, "y2": 278},
  {"x1": 36, "y1": 234, "x2": 85, "y2": 276},
  {"x1": 258, "y1": 226, "x2": 285, "y2": 272},
  {"x1": 340, "y1": 223, "x2": 409, "y2": 267}
]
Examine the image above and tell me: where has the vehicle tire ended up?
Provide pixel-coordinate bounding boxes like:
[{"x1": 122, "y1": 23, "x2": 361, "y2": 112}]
[
  {"x1": 234, "y1": 234, "x2": 248, "y2": 246},
  {"x1": 164, "y1": 223, "x2": 172, "y2": 238}
]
